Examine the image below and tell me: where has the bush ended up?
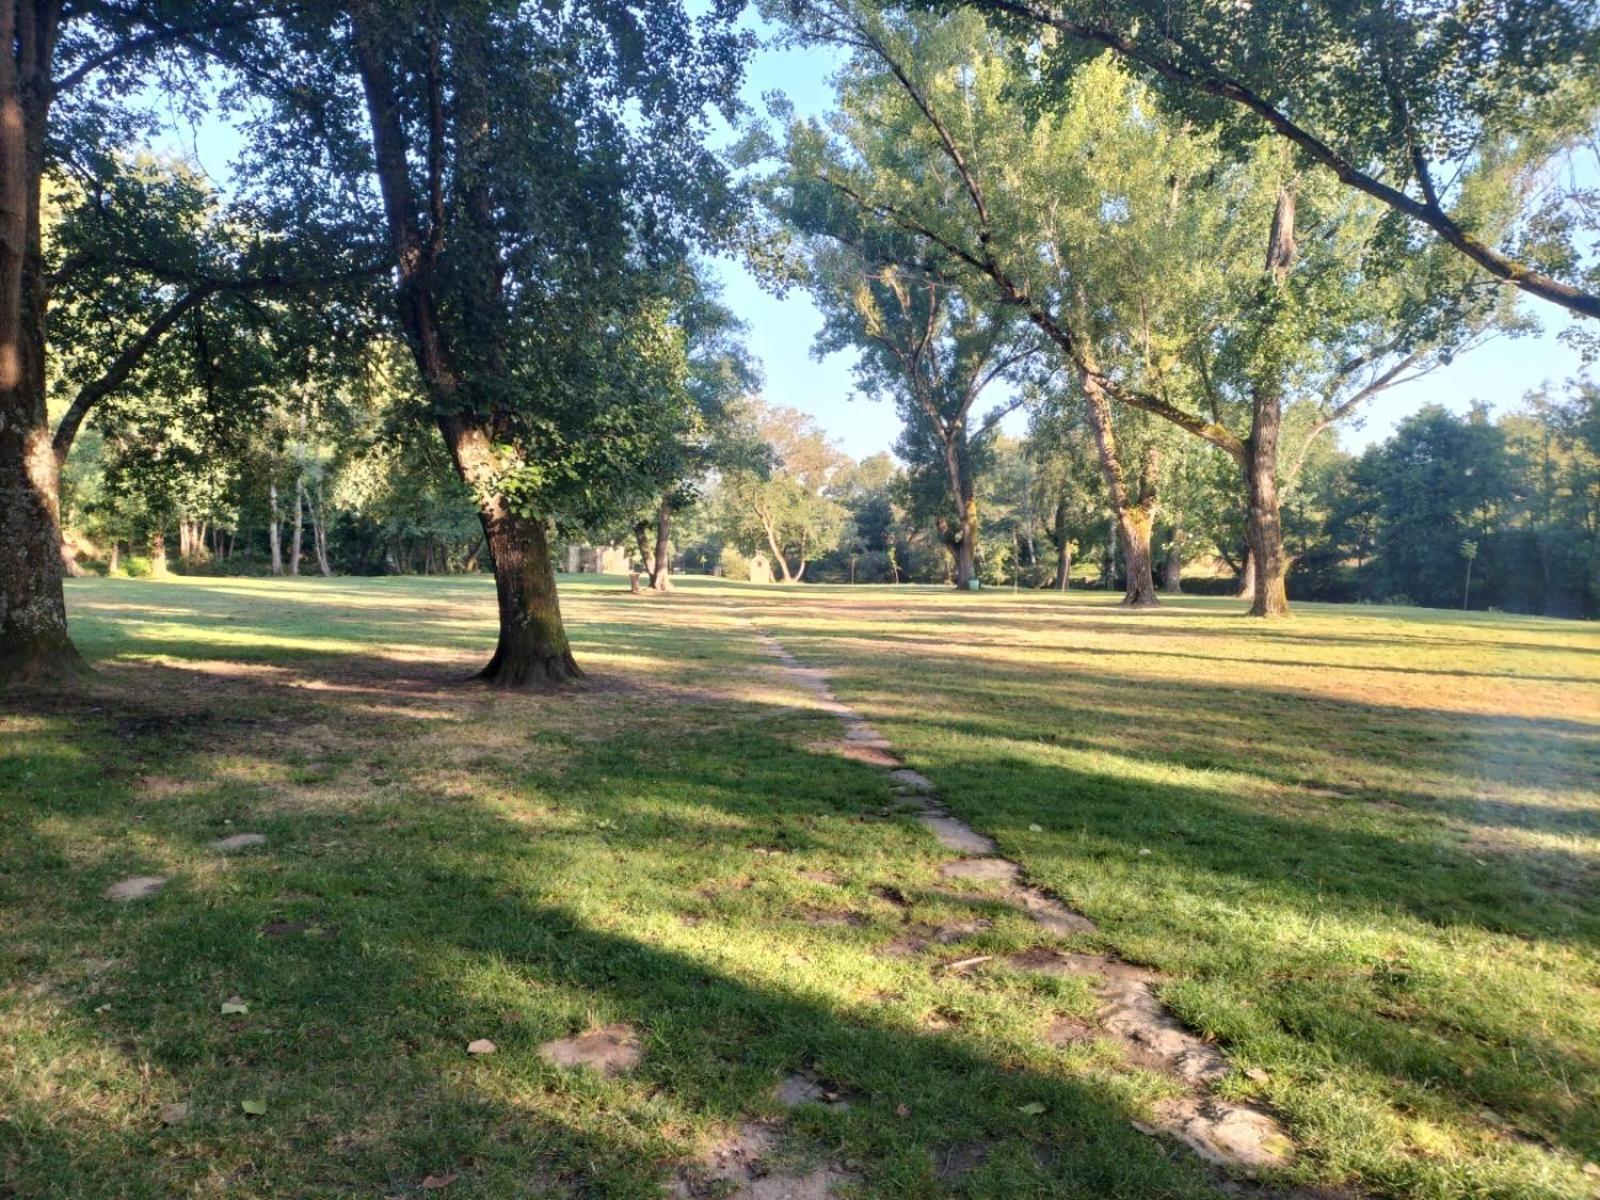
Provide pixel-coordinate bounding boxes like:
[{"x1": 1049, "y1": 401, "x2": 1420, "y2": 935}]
[
  {"x1": 717, "y1": 546, "x2": 751, "y2": 581},
  {"x1": 120, "y1": 555, "x2": 154, "y2": 579}
]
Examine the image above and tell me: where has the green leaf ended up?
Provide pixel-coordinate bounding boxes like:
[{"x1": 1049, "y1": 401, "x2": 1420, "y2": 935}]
[
  {"x1": 1018, "y1": 1101, "x2": 1046, "y2": 1115},
  {"x1": 240, "y1": 1099, "x2": 267, "y2": 1116}
]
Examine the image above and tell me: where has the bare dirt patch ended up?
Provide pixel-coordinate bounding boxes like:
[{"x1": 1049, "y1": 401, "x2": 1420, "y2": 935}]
[{"x1": 537, "y1": 1023, "x2": 642, "y2": 1077}]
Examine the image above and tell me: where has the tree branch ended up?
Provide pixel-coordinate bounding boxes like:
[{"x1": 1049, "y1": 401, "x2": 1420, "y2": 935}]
[{"x1": 971, "y1": 0, "x2": 1600, "y2": 320}]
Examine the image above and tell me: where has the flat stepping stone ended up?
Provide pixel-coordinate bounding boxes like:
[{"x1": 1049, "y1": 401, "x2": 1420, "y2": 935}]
[
  {"x1": 537, "y1": 1023, "x2": 641, "y2": 1076},
  {"x1": 1005, "y1": 948, "x2": 1159, "y2": 984},
  {"x1": 1099, "y1": 978, "x2": 1230, "y2": 1084},
  {"x1": 843, "y1": 723, "x2": 886, "y2": 743},
  {"x1": 938, "y1": 857, "x2": 1021, "y2": 884},
  {"x1": 1010, "y1": 886, "x2": 1098, "y2": 935},
  {"x1": 833, "y1": 742, "x2": 901, "y2": 768},
  {"x1": 919, "y1": 814, "x2": 996, "y2": 854},
  {"x1": 105, "y1": 876, "x2": 166, "y2": 901},
  {"x1": 1148, "y1": 1096, "x2": 1295, "y2": 1169},
  {"x1": 212, "y1": 833, "x2": 267, "y2": 852},
  {"x1": 888, "y1": 769, "x2": 934, "y2": 792},
  {"x1": 876, "y1": 919, "x2": 993, "y2": 957}
]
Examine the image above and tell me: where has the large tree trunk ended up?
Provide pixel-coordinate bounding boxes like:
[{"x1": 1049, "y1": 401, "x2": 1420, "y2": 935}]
[
  {"x1": 351, "y1": 2, "x2": 580, "y2": 684},
  {"x1": 1242, "y1": 186, "x2": 1296, "y2": 618},
  {"x1": 441, "y1": 417, "x2": 579, "y2": 686},
  {"x1": 0, "y1": 6, "x2": 86, "y2": 684},
  {"x1": 149, "y1": 528, "x2": 168, "y2": 575},
  {"x1": 1243, "y1": 415, "x2": 1290, "y2": 616},
  {"x1": 1079, "y1": 377, "x2": 1159, "y2": 607},
  {"x1": 651, "y1": 498, "x2": 673, "y2": 592},
  {"x1": 941, "y1": 435, "x2": 979, "y2": 589}
]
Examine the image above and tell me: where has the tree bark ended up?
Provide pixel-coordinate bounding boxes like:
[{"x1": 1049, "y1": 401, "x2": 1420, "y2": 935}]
[
  {"x1": 1242, "y1": 186, "x2": 1296, "y2": 618},
  {"x1": 289, "y1": 477, "x2": 305, "y2": 576},
  {"x1": 268, "y1": 481, "x2": 283, "y2": 576},
  {"x1": 1079, "y1": 377, "x2": 1160, "y2": 607},
  {"x1": 1053, "y1": 499, "x2": 1072, "y2": 591},
  {"x1": 940, "y1": 433, "x2": 979, "y2": 589},
  {"x1": 756, "y1": 503, "x2": 796, "y2": 582},
  {"x1": 1243, "y1": 418, "x2": 1289, "y2": 616},
  {"x1": 1163, "y1": 528, "x2": 1184, "y2": 593},
  {"x1": 312, "y1": 490, "x2": 332, "y2": 576},
  {"x1": 651, "y1": 498, "x2": 673, "y2": 592},
  {"x1": 107, "y1": 542, "x2": 119, "y2": 574},
  {"x1": 441, "y1": 416, "x2": 579, "y2": 685},
  {"x1": 0, "y1": 0, "x2": 86, "y2": 683},
  {"x1": 1236, "y1": 547, "x2": 1257, "y2": 598},
  {"x1": 149, "y1": 528, "x2": 167, "y2": 575},
  {"x1": 350, "y1": 1, "x2": 579, "y2": 684}
]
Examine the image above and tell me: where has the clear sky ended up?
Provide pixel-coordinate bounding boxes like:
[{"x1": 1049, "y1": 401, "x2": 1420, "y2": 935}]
[{"x1": 159, "y1": 22, "x2": 1593, "y2": 465}]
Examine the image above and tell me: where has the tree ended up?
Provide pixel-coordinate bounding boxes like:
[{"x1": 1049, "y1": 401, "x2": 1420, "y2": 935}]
[
  {"x1": 952, "y1": 0, "x2": 1600, "y2": 321},
  {"x1": 1, "y1": 0, "x2": 278, "y2": 683},
  {"x1": 629, "y1": 268, "x2": 762, "y2": 593},
  {"x1": 771, "y1": 3, "x2": 1522, "y2": 615},
  {"x1": 232, "y1": 0, "x2": 750, "y2": 684},
  {"x1": 798, "y1": 241, "x2": 1035, "y2": 586},
  {"x1": 722, "y1": 402, "x2": 849, "y2": 582}
]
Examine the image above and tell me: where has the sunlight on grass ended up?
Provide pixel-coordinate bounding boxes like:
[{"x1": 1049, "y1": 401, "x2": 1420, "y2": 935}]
[{"x1": 2, "y1": 575, "x2": 1595, "y2": 1199}]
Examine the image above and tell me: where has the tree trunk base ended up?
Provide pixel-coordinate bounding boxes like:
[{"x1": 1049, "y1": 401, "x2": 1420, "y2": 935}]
[
  {"x1": 476, "y1": 643, "x2": 583, "y2": 689},
  {"x1": 1121, "y1": 590, "x2": 1162, "y2": 609},
  {"x1": 0, "y1": 638, "x2": 90, "y2": 688}
]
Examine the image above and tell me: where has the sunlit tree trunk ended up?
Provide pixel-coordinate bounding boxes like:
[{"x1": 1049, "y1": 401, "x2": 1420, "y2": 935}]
[
  {"x1": 351, "y1": 1, "x2": 579, "y2": 684},
  {"x1": 0, "y1": 1, "x2": 86, "y2": 683},
  {"x1": 651, "y1": 498, "x2": 673, "y2": 592},
  {"x1": 1079, "y1": 376, "x2": 1159, "y2": 607},
  {"x1": 1053, "y1": 499, "x2": 1072, "y2": 591},
  {"x1": 1163, "y1": 529, "x2": 1184, "y2": 593},
  {"x1": 269, "y1": 481, "x2": 284, "y2": 576}
]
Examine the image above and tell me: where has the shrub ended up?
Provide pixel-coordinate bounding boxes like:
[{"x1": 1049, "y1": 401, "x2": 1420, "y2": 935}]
[
  {"x1": 717, "y1": 546, "x2": 751, "y2": 581},
  {"x1": 121, "y1": 555, "x2": 154, "y2": 579}
]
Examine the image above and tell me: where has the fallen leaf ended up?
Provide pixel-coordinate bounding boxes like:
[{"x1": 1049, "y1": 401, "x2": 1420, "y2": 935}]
[
  {"x1": 220, "y1": 997, "x2": 249, "y2": 1015},
  {"x1": 421, "y1": 1173, "x2": 458, "y2": 1190},
  {"x1": 1019, "y1": 1101, "x2": 1047, "y2": 1116},
  {"x1": 240, "y1": 1099, "x2": 267, "y2": 1116},
  {"x1": 1028, "y1": 824, "x2": 1043, "y2": 833},
  {"x1": 466, "y1": 1038, "x2": 497, "y2": 1055},
  {"x1": 894, "y1": 1103, "x2": 910, "y2": 1118},
  {"x1": 160, "y1": 1102, "x2": 190, "y2": 1126}
]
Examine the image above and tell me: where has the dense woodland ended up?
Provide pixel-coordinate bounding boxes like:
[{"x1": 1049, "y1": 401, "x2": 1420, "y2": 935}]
[{"x1": 3, "y1": 0, "x2": 1598, "y2": 687}]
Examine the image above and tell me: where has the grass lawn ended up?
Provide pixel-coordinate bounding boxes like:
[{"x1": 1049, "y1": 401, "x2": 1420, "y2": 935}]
[{"x1": 2, "y1": 575, "x2": 1597, "y2": 1199}]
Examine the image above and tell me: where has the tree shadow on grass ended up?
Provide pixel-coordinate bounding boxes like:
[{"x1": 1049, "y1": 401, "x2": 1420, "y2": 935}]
[{"x1": 2, "y1": 672, "x2": 1234, "y2": 1200}]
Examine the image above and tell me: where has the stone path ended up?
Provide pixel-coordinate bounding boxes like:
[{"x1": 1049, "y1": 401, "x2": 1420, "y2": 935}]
[{"x1": 746, "y1": 625, "x2": 1298, "y2": 1187}]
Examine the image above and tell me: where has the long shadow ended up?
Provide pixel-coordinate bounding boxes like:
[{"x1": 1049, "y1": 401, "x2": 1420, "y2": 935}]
[{"x1": 3, "y1": 669, "x2": 1230, "y2": 1200}]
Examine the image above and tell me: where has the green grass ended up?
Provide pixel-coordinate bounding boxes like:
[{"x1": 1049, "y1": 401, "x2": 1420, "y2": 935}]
[{"x1": 2, "y1": 575, "x2": 1597, "y2": 1198}]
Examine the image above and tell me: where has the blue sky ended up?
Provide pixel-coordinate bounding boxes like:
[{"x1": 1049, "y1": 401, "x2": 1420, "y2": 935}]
[{"x1": 160, "y1": 23, "x2": 1592, "y2": 464}]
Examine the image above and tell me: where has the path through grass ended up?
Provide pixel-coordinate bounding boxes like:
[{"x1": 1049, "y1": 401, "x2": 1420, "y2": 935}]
[{"x1": 2, "y1": 576, "x2": 1597, "y2": 1199}]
